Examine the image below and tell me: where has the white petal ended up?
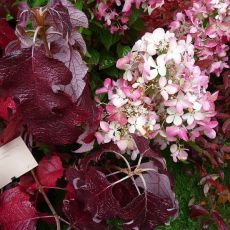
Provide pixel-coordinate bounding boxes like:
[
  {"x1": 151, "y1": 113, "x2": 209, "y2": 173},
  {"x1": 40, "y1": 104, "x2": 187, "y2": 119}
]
[
  {"x1": 166, "y1": 115, "x2": 174, "y2": 124},
  {"x1": 147, "y1": 56, "x2": 156, "y2": 67},
  {"x1": 187, "y1": 115, "x2": 194, "y2": 125},
  {"x1": 174, "y1": 115, "x2": 182, "y2": 126},
  {"x1": 161, "y1": 90, "x2": 169, "y2": 100},
  {"x1": 193, "y1": 102, "x2": 202, "y2": 111},
  {"x1": 152, "y1": 28, "x2": 165, "y2": 43},
  {"x1": 194, "y1": 112, "x2": 205, "y2": 121},
  {"x1": 129, "y1": 125, "x2": 136, "y2": 133},
  {"x1": 124, "y1": 70, "x2": 133, "y2": 81},
  {"x1": 147, "y1": 69, "x2": 158, "y2": 80},
  {"x1": 170, "y1": 144, "x2": 178, "y2": 153},
  {"x1": 158, "y1": 65, "x2": 167, "y2": 76}
]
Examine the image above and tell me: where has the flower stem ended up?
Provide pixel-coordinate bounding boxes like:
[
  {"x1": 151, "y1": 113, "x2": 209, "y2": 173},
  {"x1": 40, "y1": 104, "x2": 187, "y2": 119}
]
[{"x1": 31, "y1": 170, "x2": 61, "y2": 230}]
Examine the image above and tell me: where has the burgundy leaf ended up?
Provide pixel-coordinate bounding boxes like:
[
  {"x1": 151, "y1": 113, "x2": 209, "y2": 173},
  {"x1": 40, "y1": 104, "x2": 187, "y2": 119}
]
[
  {"x1": 119, "y1": 193, "x2": 177, "y2": 230},
  {"x1": 63, "y1": 200, "x2": 108, "y2": 230},
  {"x1": 223, "y1": 71, "x2": 230, "y2": 90},
  {"x1": 0, "y1": 114, "x2": 22, "y2": 144},
  {"x1": 66, "y1": 144, "x2": 178, "y2": 230},
  {"x1": 189, "y1": 205, "x2": 209, "y2": 218},
  {"x1": 69, "y1": 31, "x2": 87, "y2": 55},
  {"x1": 0, "y1": 97, "x2": 16, "y2": 121},
  {"x1": 77, "y1": 83, "x2": 103, "y2": 144},
  {"x1": 133, "y1": 135, "x2": 167, "y2": 169},
  {"x1": 61, "y1": 0, "x2": 88, "y2": 28},
  {"x1": 211, "y1": 210, "x2": 229, "y2": 230},
  {"x1": 36, "y1": 154, "x2": 64, "y2": 187},
  {"x1": 79, "y1": 143, "x2": 120, "y2": 169},
  {"x1": 0, "y1": 48, "x2": 88, "y2": 144},
  {"x1": 53, "y1": 42, "x2": 88, "y2": 100},
  {"x1": 47, "y1": 0, "x2": 72, "y2": 38},
  {"x1": 0, "y1": 19, "x2": 17, "y2": 50},
  {"x1": 222, "y1": 119, "x2": 230, "y2": 136},
  {"x1": 0, "y1": 187, "x2": 37, "y2": 230}
]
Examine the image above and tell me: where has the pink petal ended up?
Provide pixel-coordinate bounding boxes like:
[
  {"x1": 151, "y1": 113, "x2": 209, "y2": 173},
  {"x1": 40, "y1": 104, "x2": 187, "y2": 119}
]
[
  {"x1": 161, "y1": 90, "x2": 169, "y2": 101},
  {"x1": 165, "y1": 84, "x2": 179, "y2": 94},
  {"x1": 96, "y1": 87, "x2": 107, "y2": 94},
  {"x1": 117, "y1": 140, "x2": 128, "y2": 151},
  {"x1": 100, "y1": 121, "x2": 110, "y2": 132},
  {"x1": 104, "y1": 78, "x2": 112, "y2": 88},
  {"x1": 106, "y1": 105, "x2": 117, "y2": 114},
  {"x1": 164, "y1": 99, "x2": 177, "y2": 107},
  {"x1": 178, "y1": 128, "x2": 188, "y2": 141},
  {"x1": 116, "y1": 54, "x2": 131, "y2": 69},
  {"x1": 159, "y1": 76, "x2": 167, "y2": 88},
  {"x1": 95, "y1": 132, "x2": 104, "y2": 144},
  {"x1": 108, "y1": 113, "x2": 128, "y2": 126},
  {"x1": 166, "y1": 126, "x2": 178, "y2": 137}
]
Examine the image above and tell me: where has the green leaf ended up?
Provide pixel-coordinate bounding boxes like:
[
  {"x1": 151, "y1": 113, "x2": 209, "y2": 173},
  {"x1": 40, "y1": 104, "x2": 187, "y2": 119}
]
[
  {"x1": 100, "y1": 29, "x2": 120, "y2": 51},
  {"x1": 75, "y1": 0, "x2": 84, "y2": 10},
  {"x1": 117, "y1": 44, "x2": 131, "y2": 58},
  {"x1": 203, "y1": 18, "x2": 209, "y2": 28},
  {"x1": 132, "y1": 18, "x2": 144, "y2": 31},
  {"x1": 87, "y1": 49, "x2": 100, "y2": 65},
  {"x1": 99, "y1": 54, "x2": 116, "y2": 70},
  {"x1": 103, "y1": 66, "x2": 120, "y2": 78},
  {"x1": 128, "y1": 8, "x2": 140, "y2": 26}
]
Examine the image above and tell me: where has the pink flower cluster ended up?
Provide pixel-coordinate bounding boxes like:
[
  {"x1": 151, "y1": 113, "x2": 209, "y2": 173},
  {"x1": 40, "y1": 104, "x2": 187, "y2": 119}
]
[
  {"x1": 96, "y1": 28, "x2": 218, "y2": 162},
  {"x1": 170, "y1": 0, "x2": 230, "y2": 76},
  {"x1": 95, "y1": 0, "x2": 164, "y2": 34}
]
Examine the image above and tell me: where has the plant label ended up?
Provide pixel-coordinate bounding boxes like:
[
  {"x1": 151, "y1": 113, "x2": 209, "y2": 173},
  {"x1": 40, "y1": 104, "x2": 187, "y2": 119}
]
[{"x1": 0, "y1": 136, "x2": 38, "y2": 188}]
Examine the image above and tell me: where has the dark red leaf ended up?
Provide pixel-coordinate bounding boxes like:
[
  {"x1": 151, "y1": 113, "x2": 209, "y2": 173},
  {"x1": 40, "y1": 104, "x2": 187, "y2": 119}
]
[
  {"x1": 0, "y1": 19, "x2": 17, "y2": 50},
  {"x1": 0, "y1": 48, "x2": 88, "y2": 144},
  {"x1": 223, "y1": 71, "x2": 230, "y2": 90},
  {"x1": 66, "y1": 144, "x2": 178, "y2": 230},
  {"x1": 0, "y1": 114, "x2": 22, "y2": 144},
  {"x1": 77, "y1": 83, "x2": 103, "y2": 144},
  {"x1": 0, "y1": 187, "x2": 37, "y2": 230},
  {"x1": 0, "y1": 97, "x2": 16, "y2": 121},
  {"x1": 63, "y1": 200, "x2": 108, "y2": 230},
  {"x1": 133, "y1": 135, "x2": 166, "y2": 169},
  {"x1": 189, "y1": 205, "x2": 209, "y2": 218},
  {"x1": 36, "y1": 154, "x2": 64, "y2": 187},
  {"x1": 211, "y1": 210, "x2": 229, "y2": 230}
]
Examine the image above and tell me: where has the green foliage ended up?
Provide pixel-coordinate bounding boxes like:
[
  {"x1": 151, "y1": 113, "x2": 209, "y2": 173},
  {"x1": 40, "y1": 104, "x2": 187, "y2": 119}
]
[
  {"x1": 117, "y1": 44, "x2": 131, "y2": 58},
  {"x1": 100, "y1": 29, "x2": 121, "y2": 51}
]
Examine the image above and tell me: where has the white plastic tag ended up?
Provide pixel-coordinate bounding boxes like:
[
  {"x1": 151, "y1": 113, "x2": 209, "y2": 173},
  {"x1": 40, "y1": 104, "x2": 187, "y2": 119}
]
[{"x1": 0, "y1": 136, "x2": 38, "y2": 188}]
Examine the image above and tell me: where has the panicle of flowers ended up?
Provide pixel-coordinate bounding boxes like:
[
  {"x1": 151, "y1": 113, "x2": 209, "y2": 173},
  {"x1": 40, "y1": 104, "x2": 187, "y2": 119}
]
[
  {"x1": 170, "y1": 0, "x2": 230, "y2": 76},
  {"x1": 94, "y1": 0, "x2": 164, "y2": 34},
  {"x1": 95, "y1": 28, "x2": 218, "y2": 162}
]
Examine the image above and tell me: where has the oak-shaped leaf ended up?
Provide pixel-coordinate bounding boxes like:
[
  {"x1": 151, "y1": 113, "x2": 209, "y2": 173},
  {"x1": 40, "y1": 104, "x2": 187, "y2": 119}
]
[
  {"x1": 36, "y1": 154, "x2": 64, "y2": 187},
  {"x1": 0, "y1": 187, "x2": 38, "y2": 230},
  {"x1": 0, "y1": 48, "x2": 88, "y2": 144},
  {"x1": 65, "y1": 144, "x2": 178, "y2": 230}
]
